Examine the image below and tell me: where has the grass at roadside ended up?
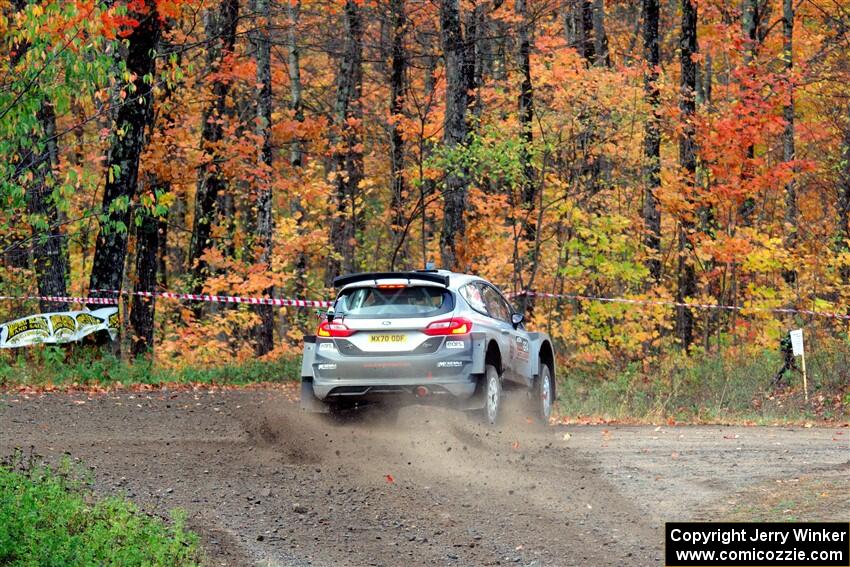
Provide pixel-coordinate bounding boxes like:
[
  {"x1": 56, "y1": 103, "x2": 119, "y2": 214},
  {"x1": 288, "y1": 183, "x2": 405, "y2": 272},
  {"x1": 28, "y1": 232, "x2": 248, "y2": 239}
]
[
  {"x1": 0, "y1": 345, "x2": 300, "y2": 388},
  {"x1": 2, "y1": 340, "x2": 848, "y2": 424},
  {"x1": 0, "y1": 453, "x2": 200, "y2": 566},
  {"x1": 557, "y1": 345, "x2": 850, "y2": 424},
  {"x1": 702, "y1": 472, "x2": 850, "y2": 522}
]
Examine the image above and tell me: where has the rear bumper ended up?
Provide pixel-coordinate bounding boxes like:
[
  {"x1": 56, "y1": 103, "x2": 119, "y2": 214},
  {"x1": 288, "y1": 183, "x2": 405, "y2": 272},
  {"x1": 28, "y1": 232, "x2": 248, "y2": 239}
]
[
  {"x1": 303, "y1": 334, "x2": 486, "y2": 401},
  {"x1": 313, "y1": 375, "x2": 477, "y2": 400}
]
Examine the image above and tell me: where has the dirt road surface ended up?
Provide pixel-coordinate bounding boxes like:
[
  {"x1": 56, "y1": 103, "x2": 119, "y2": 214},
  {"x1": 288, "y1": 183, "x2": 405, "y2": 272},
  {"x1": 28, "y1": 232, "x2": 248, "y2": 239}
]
[{"x1": 2, "y1": 386, "x2": 848, "y2": 566}]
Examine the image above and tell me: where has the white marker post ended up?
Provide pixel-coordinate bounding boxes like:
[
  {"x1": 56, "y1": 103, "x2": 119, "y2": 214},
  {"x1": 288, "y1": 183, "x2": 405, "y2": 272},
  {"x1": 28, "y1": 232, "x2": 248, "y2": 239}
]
[{"x1": 789, "y1": 329, "x2": 807, "y2": 402}]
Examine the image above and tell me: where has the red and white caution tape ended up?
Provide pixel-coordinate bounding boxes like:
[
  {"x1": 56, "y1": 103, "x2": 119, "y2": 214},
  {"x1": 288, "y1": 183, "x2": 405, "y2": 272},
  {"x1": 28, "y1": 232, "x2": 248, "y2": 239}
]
[
  {"x1": 90, "y1": 289, "x2": 332, "y2": 308},
  {"x1": 510, "y1": 291, "x2": 850, "y2": 321},
  {"x1": 0, "y1": 294, "x2": 117, "y2": 305},
  {"x1": 4, "y1": 287, "x2": 844, "y2": 320}
]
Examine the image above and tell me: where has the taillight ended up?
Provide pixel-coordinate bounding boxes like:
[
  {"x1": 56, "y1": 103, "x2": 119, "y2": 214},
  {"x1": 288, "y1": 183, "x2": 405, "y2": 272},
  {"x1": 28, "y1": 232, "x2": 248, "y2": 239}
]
[
  {"x1": 317, "y1": 321, "x2": 355, "y2": 338},
  {"x1": 424, "y1": 317, "x2": 473, "y2": 336}
]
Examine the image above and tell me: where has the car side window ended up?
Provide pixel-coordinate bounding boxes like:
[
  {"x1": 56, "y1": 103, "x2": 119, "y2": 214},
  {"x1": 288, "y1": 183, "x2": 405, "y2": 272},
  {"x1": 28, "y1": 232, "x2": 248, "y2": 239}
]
[
  {"x1": 459, "y1": 283, "x2": 487, "y2": 314},
  {"x1": 481, "y1": 285, "x2": 511, "y2": 323},
  {"x1": 492, "y1": 286, "x2": 517, "y2": 317}
]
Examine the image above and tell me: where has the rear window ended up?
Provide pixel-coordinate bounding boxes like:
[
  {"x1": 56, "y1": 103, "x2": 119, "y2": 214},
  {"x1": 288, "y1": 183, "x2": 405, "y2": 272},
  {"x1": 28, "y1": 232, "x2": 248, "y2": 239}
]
[{"x1": 335, "y1": 286, "x2": 453, "y2": 318}]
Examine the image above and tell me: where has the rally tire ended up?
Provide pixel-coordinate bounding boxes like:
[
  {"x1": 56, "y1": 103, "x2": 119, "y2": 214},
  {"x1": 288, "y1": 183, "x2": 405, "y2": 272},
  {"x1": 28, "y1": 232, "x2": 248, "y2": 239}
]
[
  {"x1": 534, "y1": 361, "x2": 555, "y2": 424},
  {"x1": 480, "y1": 364, "x2": 502, "y2": 426}
]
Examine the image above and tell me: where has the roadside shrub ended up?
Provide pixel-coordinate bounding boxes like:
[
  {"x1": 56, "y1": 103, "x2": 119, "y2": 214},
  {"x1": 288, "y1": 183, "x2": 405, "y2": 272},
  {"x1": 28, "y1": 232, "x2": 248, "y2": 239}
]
[
  {"x1": 557, "y1": 340, "x2": 850, "y2": 423},
  {"x1": 0, "y1": 453, "x2": 200, "y2": 566}
]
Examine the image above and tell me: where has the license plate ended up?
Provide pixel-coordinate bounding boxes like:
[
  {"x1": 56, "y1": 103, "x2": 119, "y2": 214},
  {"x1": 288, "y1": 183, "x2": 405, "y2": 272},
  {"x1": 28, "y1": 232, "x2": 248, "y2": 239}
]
[{"x1": 369, "y1": 334, "x2": 407, "y2": 344}]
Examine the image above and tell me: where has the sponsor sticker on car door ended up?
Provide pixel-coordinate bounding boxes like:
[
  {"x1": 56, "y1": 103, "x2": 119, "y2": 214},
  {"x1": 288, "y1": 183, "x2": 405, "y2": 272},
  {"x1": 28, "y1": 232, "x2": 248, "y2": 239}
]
[{"x1": 515, "y1": 336, "x2": 530, "y2": 361}]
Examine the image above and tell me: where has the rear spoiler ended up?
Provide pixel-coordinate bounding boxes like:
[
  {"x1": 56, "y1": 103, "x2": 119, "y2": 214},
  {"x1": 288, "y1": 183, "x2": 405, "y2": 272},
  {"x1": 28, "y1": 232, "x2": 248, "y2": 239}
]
[{"x1": 332, "y1": 271, "x2": 450, "y2": 289}]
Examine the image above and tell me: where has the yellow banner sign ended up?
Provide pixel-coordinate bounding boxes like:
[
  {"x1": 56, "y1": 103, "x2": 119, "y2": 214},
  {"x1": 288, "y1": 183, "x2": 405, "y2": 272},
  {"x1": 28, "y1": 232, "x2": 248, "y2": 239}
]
[{"x1": 0, "y1": 308, "x2": 118, "y2": 348}]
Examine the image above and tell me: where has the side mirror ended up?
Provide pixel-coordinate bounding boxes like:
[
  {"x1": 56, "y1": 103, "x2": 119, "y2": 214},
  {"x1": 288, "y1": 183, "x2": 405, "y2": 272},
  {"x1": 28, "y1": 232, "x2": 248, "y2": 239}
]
[{"x1": 511, "y1": 313, "x2": 524, "y2": 328}]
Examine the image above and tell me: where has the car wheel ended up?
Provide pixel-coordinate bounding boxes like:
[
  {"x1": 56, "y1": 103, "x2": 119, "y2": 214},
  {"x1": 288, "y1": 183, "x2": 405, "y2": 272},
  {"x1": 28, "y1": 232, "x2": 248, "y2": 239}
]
[
  {"x1": 482, "y1": 364, "x2": 502, "y2": 426},
  {"x1": 534, "y1": 362, "x2": 554, "y2": 423}
]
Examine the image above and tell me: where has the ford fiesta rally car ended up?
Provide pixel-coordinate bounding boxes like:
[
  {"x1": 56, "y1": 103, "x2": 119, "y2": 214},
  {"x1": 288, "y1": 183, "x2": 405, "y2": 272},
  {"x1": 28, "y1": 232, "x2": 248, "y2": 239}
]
[{"x1": 299, "y1": 270, "x2": 556, "y2": 424}]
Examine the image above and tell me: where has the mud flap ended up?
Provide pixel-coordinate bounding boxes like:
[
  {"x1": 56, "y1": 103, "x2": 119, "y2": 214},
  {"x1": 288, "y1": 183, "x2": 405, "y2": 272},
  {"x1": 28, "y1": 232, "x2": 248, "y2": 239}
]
[
  {"x1": 300, "y1": 379, "x2": 329, "y2": 413},
  {"x1": 470, "y1": 334, "x2": 486, "y2": 375}
]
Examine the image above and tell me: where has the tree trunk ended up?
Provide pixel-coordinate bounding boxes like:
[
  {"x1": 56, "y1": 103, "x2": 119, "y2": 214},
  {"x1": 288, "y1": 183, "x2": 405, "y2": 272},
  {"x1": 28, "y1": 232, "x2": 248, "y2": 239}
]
[
  {"x1": 782, "y1": 0, "x2": 797, "y2": 284},
  {"x1": 131, "y1": 32, "x2": 180, "y2": 358},
  {"x1": 157, "y1": 216, "x2": 168, "y2": 288},
  {"x1": 389, "y1": 0, "x2": 408, "y2": 263},
  {"x1": 592, "y1": 0, "x2": 610, "y2": 67},
  {"x1": 696, "y1": 53, "x2": 713, "y2": 228},
  {"x1": 288, "y1": 0, "x2": 309, "y2": 297},
  {"x1": 563, "y1": 0, "x2": 582, "y2": 50},
  {"x1": 187, "y1": 0, "x2": 239, "y2": 295},
  {"x1": 696, "y1": 53, "x2": 716, "y2": 348},
  {"x1": 573, "y1": 0, "x2": 606, "y2": 199},
  {"x1": 167, "y1": 191, "x2": 187, "y2": 279},
  {"x1": 738, "y1": 0, "x2": 764, "y2": 226},
  {"x1": 27, "y1": 101, "x2": 69, "y2": 313},
  {"x1": 88, "y1": 3, "x2": 160, "y2": 307},
  {"x1": 642, "y1": 0, "x2": 662, "y2": 283},
  {"x1": 439, "y1": 0, "x2": 469, "y2": 269},
  {"x1": 837, "y1": 116, "x2": 850, "y2": 283},
  {"x1": 253, "y1": 0, "x2": 275, "y2": 356},
  {"x1": 742, "y1": 0, "x2": 763, "y2": 66},
  {"x1": 288, "y1": 2, "x2": 303, "y2": 170},
  {"x1": 517, "y1": 0, "x2": 536, "y2": 314},
  {"x1": 517, "y1": 0, "x2": 534, "y2": 221},
  {"x1": 580, "y1": 0, "x2": 595, "y2": 63},
  {"x1": 677, "y1": 0, "x2": 698, "y2": 350},
  {"x1": 326, "y1": 0, "x2": 364, "y2": 285},
  {"x1": 11, "y1": 0, "x2": 69, "y2": 312},
  {"x1": 464, "y1": 5, "x2": 486, "y2": 124},
  {"x1": 130, "y1": 190, "x2": 161, "y2": 358}
]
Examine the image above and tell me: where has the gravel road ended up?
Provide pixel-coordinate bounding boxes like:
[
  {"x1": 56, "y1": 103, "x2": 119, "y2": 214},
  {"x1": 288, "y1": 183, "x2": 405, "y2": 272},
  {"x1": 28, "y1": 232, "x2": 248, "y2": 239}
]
[{"x1": 1, "y1": 386, "x2": 848, "y2": 566}]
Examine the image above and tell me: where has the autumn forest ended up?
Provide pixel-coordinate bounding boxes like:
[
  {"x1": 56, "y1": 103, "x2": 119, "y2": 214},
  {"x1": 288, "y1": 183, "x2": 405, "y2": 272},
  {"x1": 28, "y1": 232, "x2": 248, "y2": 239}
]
[{"x1": 2, "y1": 0, "x2": 850, "y2": 370}]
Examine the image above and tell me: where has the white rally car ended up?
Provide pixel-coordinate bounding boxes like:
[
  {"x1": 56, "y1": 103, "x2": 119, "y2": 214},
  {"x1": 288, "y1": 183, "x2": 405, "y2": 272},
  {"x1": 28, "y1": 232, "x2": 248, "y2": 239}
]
[{"x1": 300, "y1": 270, "x2": 556, "y2": 424}]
